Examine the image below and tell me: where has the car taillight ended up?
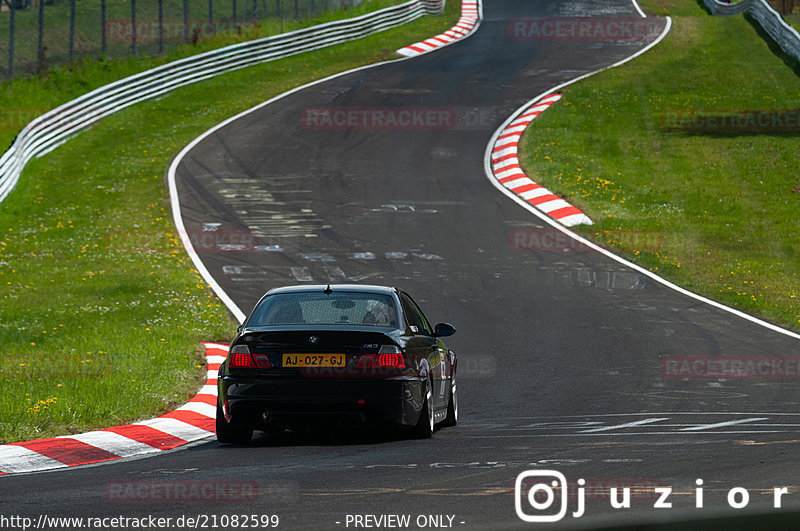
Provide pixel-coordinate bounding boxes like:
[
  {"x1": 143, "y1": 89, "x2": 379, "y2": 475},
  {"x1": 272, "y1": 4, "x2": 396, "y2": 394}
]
[
  {"x1": 253, "y1": 353, "x2": 271, "y2": 368},
  {"x1": 228, "y1": 344, "x2": 270, "y2": 368},
  {"x1": 356, "y1": 355, "x2": 375, "y2": 369},
  {"x1": 375, "y1": 348, "x2": 405, "y2": 368},
  {"x1": 359, "y1": 345, "x2": 405, "y2": 369}
]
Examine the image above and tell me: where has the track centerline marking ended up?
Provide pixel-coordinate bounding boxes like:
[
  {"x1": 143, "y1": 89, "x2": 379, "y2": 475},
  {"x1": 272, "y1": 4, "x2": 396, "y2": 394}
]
[
  {"x1": 579, "y1": 418, "x2": 670, "y2": 433},
  {"x1": 678, "y1": 418, "x2": 770, "y2": 432}
]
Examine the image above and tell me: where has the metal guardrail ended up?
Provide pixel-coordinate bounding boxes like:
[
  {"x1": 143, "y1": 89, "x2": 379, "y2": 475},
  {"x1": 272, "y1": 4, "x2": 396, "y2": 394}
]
[
  {"x1": 703, "y1": 0, "x2": 753, "y2": 15},
  {"x1": 703, "y1": 0, "x2": 800, "y2": 61},
  {"x1": 0, "y1": 0, "x2": 444, "y2": 204}
]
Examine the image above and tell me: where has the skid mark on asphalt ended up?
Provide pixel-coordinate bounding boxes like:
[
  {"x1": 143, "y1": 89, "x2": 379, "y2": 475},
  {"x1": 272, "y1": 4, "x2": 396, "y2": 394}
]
[
  {"x1": 215, "y1": 173, "x2": 329, "y2": 239},
  {"x1": 219, "y1": 251, "x2": 447, "y2": 284},
  {"x1": 463, "y1": 413, "x2": 800, "y2": 437}
]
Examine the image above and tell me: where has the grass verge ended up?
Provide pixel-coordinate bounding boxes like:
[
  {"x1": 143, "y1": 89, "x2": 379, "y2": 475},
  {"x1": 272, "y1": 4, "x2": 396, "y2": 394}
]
[
  {"x1": 785, "y1": 13, "x2": 800, "y2": 32},
  {"x1": 0, "y1": 0, "x2": 411, "y2": 150},
  {"x1": 0, "y1": 0, "x2": 460, "y2": 444},
  {"x1": 0, "y1": 0, "x2": 398, "y2": 78},
  {"x1": 518, "y1": 0, "x2": 800, "y2": 332}
]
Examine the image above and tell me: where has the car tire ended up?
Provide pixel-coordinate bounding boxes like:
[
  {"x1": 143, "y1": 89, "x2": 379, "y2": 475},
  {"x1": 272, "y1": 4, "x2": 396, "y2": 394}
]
[
  {"x1": 441, "y1": 376, "x2": 458, "y2": 428},
  {"x1": 412, "y1": 385, "x2": 434, "y2": 439},
  {"x1": 216, "y1": 402, "x2": 253, "y2": 444}
]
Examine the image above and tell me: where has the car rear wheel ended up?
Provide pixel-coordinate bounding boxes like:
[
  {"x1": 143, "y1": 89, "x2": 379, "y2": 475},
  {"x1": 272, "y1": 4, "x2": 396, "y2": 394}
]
[
  {"x1": 411, "y1": 384, "x2": 434, "y2": 439},
  {"x1": 441, "y1": 376, "x2": 458, "y2": 427},
  {"x1": 216, "y1": 403, "x2": 253, "y2": 444}
]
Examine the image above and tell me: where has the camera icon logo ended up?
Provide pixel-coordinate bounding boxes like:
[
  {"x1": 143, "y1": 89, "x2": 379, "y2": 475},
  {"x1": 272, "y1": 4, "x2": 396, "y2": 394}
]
[{"x1": 515, "y1": 470, "x2": 569, "y2": 522}]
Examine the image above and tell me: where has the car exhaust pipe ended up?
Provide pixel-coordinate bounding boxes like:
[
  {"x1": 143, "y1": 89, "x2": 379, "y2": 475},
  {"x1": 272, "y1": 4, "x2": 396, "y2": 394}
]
[
  {"x1": 269, "y1": 417, "x2": 287, "y2": 429},
  {"x1": 338, "y1": 415, "x2": 362, "y2": 426},
  {"x1": 262, "y1": 414, "x2": 288, "y2": 430}
]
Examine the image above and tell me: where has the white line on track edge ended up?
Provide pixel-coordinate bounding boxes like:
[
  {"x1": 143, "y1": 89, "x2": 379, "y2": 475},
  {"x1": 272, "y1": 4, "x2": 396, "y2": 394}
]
[
  {"x1": 168, "y1": 1, "x2": 483, "y2": 324},
  {"x1": 482, "y1": 14, "x2": 800, "y2": 342},
  {"x1": 631, "y1": 0, "x2": 648, "y2": 19}
]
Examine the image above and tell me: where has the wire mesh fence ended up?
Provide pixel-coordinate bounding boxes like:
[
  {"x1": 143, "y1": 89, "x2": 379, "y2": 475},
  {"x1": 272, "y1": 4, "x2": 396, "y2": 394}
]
[
  {"x1": 0, "y1": 0, "x2": 366, "y2": 78},
  {"x1": 768, "y1": 0, "x2": 800, "y2": 14}
]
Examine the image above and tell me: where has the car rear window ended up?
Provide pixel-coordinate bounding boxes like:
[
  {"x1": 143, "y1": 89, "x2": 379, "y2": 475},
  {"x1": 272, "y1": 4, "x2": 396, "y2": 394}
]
[{"x1": 248, "y1": 292, "x2": 398, "y2": 328}]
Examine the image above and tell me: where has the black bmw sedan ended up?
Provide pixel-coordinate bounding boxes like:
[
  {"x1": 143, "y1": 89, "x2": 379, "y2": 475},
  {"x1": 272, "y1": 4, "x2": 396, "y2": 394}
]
[{"x1": 216, "y1": 284, "x2": 457, "y2": 443}]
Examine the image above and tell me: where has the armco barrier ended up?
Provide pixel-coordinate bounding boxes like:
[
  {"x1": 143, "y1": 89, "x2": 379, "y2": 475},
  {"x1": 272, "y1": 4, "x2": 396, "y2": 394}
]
[
  {"x1": 0, "y1": 0, "x2": 444, "y2": 204},
  {"x1": 703, "y1": 0, "x2": 752, "y2": 15},
  {"x1": 703, "y1": 0, "x2": 800, "y2": 61}
]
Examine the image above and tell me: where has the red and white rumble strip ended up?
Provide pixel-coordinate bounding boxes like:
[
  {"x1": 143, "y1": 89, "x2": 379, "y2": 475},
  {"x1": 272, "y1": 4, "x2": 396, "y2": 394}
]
[
  {"x1": 490, "y1": 94, "x2": 593, "y2": 227},
  {"x1": 396, "y1": 0, "x2": 480, "y2": 57},
  {"x1": 0, "y1": 343, "x2": 227, "y2": 475}
]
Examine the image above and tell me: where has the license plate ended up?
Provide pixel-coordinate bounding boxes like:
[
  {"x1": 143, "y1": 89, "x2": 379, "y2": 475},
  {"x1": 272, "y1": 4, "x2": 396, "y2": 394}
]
[{"x1": 282, "y1": 353, "x2": 346, "y2": 368}]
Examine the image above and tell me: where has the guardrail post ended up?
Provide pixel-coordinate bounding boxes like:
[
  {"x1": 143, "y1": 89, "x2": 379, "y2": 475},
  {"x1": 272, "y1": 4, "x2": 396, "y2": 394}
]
[
  {"x1": 101, "y1": 0, "x2": 107, "y2": 56},
  {"x1": 131, "y1": 0, "x2": 137, "y2": 56},
  {"x1": 38, "y1": 0, "x2": 45, "y2": 71},
  {"x1": 7, "y1": 0, "x2": 15, "y2": 78},
  {"x1": 158, "y1": 0, "x2": 164, "y2": 54},
  {"x1": 69, "y1": 0, "x2": 75, "y2": 63},
  {"x1": 183, "y1": 0, "x2": 189, "y2": 42}
]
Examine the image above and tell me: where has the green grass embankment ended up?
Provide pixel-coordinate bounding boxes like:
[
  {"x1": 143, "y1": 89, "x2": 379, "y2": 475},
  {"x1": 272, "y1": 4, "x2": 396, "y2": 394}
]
[
  {"x1": 518, "y1": 0, "x2": 800, "y2": 332},
  {"x1": 0, "y1": 0, "x2": 460, "y2": 443}
]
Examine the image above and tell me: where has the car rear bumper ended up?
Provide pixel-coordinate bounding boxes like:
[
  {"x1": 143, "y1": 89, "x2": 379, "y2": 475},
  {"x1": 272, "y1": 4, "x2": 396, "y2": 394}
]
[{"x1": 219, "y1": 376, "x2": 427, "y2": 430}]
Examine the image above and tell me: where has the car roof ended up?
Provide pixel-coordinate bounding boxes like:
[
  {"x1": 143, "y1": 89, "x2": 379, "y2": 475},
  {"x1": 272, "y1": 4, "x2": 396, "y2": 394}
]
[{"x1": 264, "y1": 284, "x2": 399, "y2": 296}]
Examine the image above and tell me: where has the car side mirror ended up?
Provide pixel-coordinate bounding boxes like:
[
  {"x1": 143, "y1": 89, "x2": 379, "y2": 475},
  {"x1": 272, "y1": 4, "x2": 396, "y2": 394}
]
[
  {"x1": 237, "y1": 325, "x2": 243, "y2": 334},
  {"x1": 433, "y1": 322, "x2": 456, "y2": 337}
]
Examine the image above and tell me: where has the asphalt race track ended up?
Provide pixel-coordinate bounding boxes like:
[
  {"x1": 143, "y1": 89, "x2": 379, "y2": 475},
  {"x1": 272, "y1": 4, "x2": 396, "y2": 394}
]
[{"x1": 6, "y1": 1, "x2": 800, "y2": 529}]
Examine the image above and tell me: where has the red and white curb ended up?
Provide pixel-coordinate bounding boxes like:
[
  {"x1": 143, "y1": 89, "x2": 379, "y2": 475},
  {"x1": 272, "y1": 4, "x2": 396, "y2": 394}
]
[
  {"x1": 396, "y1": 0, "x2": 480, "y2": 57},
  {"x1": 490, "y1": 93, "x2": 592, "y2": 227},
  {"x1": 0, "y1": 343, "x2": 227, "y2": 475}
]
